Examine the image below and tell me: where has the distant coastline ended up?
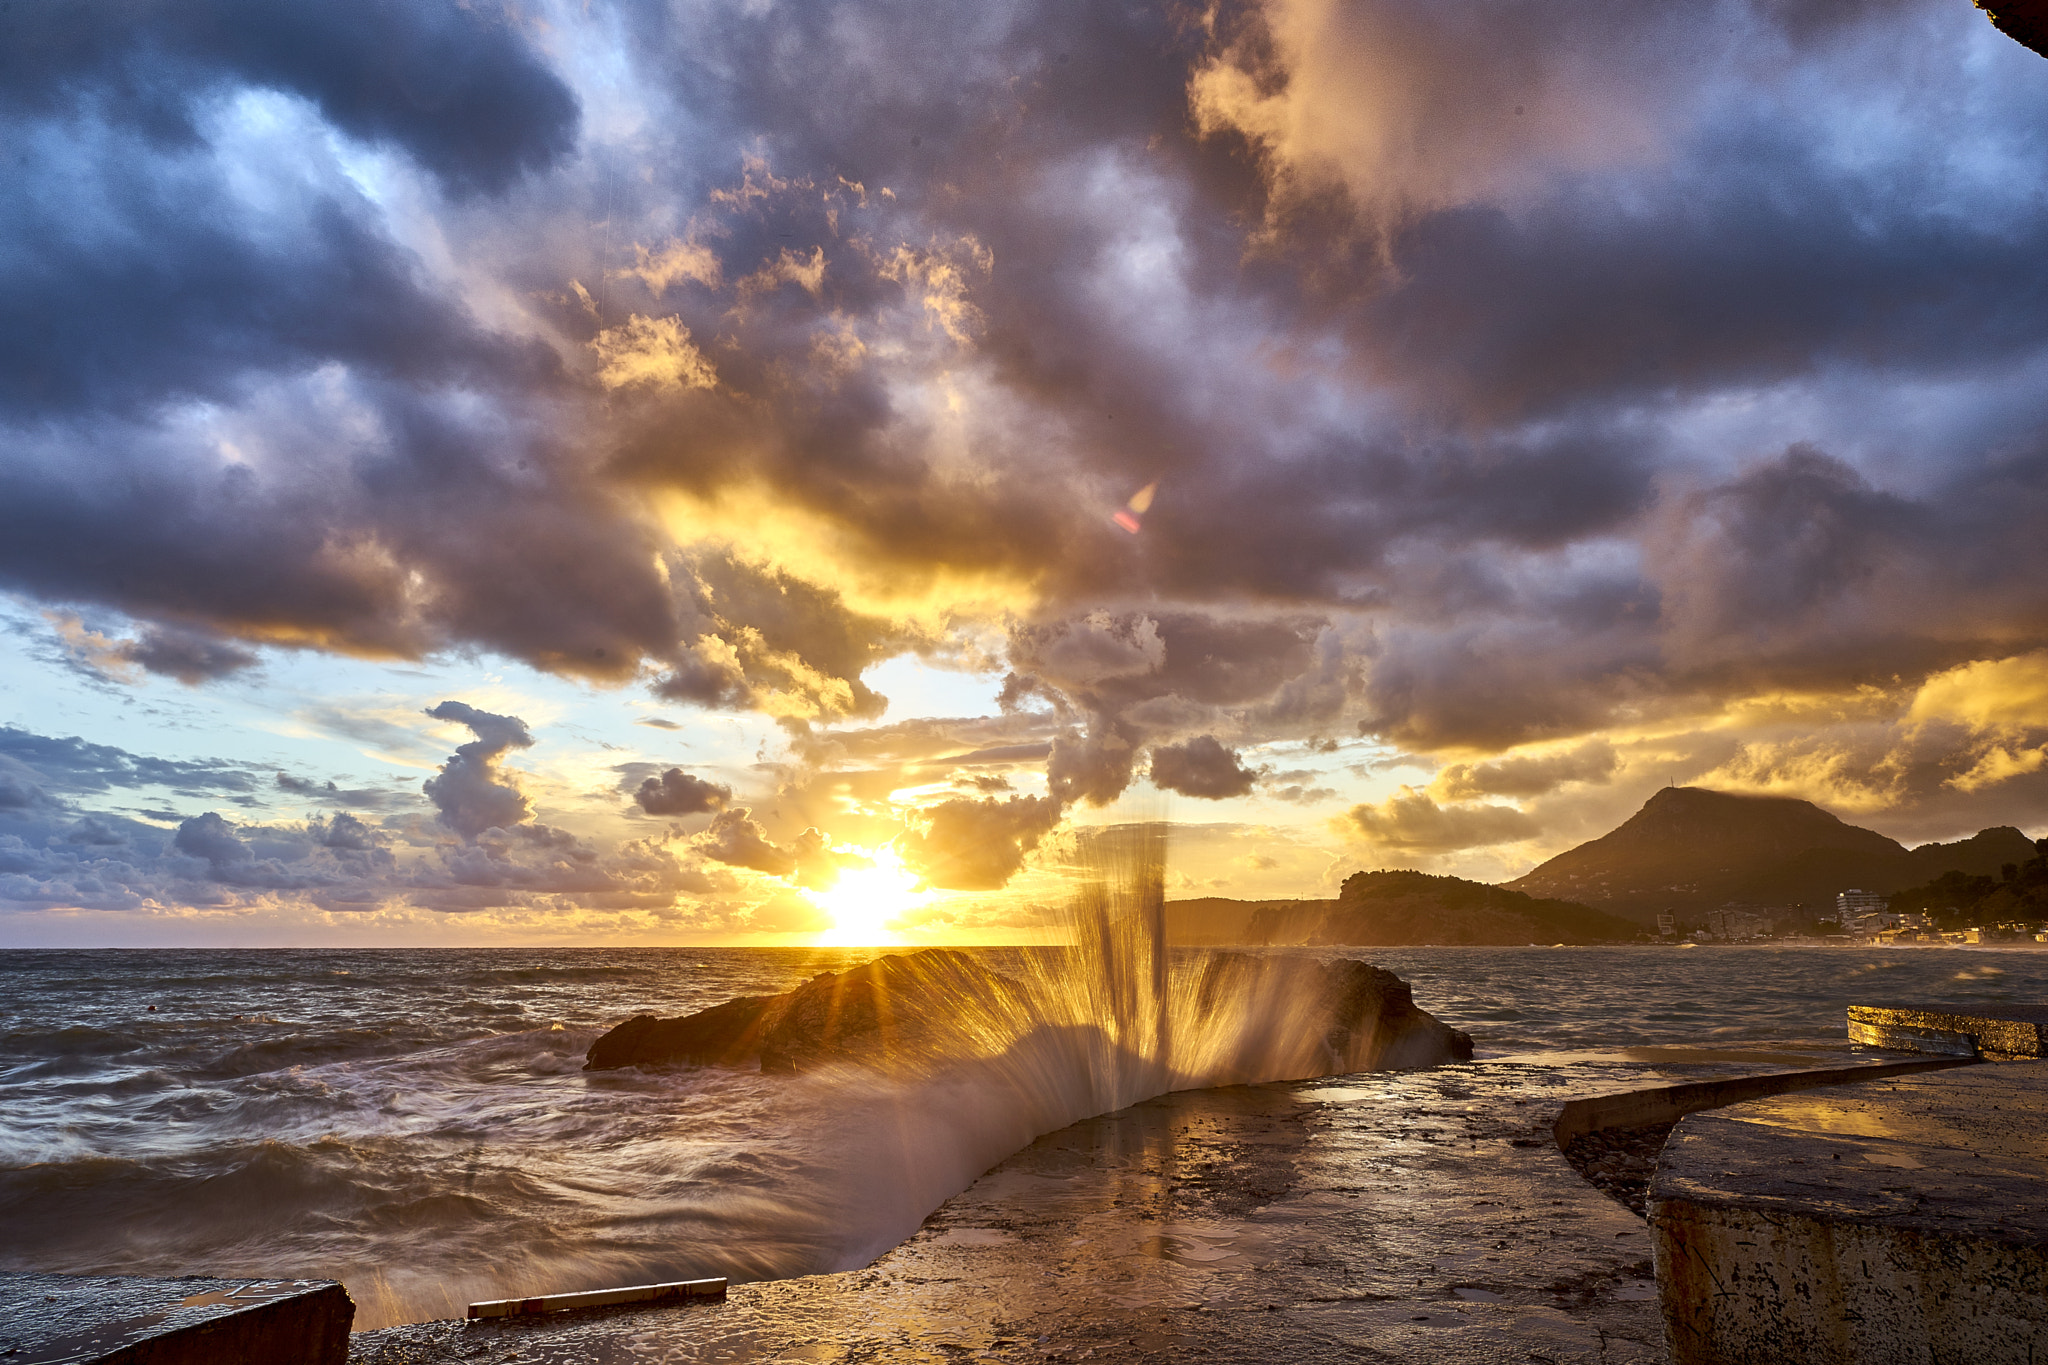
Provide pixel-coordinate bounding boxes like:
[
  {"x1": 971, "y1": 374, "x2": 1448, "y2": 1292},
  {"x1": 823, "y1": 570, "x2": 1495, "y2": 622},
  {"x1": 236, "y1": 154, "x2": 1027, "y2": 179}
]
[{"x1": 1183, "y1": 786, "x2": 2047, "y2": 948}]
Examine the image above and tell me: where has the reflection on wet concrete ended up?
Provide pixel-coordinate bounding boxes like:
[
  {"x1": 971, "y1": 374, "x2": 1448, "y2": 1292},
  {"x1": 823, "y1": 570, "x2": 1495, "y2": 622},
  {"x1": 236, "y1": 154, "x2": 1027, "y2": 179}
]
[
  {"x1": 1715, "y1": 1065, "x2": 2048, "y2": 1160},
  {"x1": 352, "y1": 1052, "x2": 1848, "y2": 1364}
]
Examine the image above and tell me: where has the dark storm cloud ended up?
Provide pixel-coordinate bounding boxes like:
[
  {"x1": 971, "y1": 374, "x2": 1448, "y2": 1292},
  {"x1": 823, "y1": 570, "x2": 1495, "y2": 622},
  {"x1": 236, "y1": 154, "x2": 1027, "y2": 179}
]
[
  {"x1": 1006, "y1": 611, "x2": 1344, "y2": 806},
  {"x1": 421, "y1": 701, "x2": 532, "y2": 839},
  {"x1": 118, "y1": 626, "x2": 259, "y2": 683},
  {"x1": 1148, "y1": 736, "x2": 1259, "y2": 801},
  {"x1": 633, "y1": 767, "x2": 732, "y2": 817},
  {"x1": 1351, "y1": 156, "x2": 2048, "y2": 423},
  {"x1": 1046, "y1": 719, "x2": 1144, "y2": 809},
  {"x1": 694, "y1": 808, "x2": 798, "y2": 877},
  {"x1": 63, "y1": 816, "x2": 130, "y2": 846},
  {"x1": 0, "y1": 0, "x2": 578, "y2": 194},
  {"x1": 0, "y1": 768, "x2": 45, "y2": 811},
  {"x1": 1, "y1": 0, "x2": 2047, "y2": 845}
]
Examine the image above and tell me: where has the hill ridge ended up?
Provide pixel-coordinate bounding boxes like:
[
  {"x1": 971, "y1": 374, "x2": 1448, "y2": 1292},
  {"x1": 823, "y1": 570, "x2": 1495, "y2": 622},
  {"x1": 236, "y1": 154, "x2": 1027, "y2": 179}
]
[{"x1": 1507, "y1": 786, "x2": 2037, "y2": 923}]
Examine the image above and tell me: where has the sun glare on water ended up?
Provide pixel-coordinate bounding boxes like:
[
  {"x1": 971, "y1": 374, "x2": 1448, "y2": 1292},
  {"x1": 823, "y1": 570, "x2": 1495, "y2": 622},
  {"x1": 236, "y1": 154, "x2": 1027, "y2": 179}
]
[{"x1": 805, "y1": 846, "x2": 931, "y2": 946}]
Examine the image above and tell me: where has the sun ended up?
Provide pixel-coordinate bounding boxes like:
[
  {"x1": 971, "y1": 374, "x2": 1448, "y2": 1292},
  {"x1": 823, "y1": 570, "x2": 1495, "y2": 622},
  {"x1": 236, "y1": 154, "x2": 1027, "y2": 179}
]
[{"x1": 804, "y1": 845, "x2": 931, "y2": 946}]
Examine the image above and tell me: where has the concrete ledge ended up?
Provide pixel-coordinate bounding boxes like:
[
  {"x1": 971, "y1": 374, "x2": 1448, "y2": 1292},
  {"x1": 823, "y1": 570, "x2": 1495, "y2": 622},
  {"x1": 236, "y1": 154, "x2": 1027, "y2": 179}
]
[
  {"x1": 1552, "y1": 1055, "x2": 1974, "y2": 1148},
  {"x1": 1649, "y1": 1063, "x2": 2048, "y2": 1364},
  {"x1": 1848, "y1": 1004, "x2": 2048, "y2": 1059},
  {"x1": 0, "y1": 1272, "x2": 352, "y2": 1365}
]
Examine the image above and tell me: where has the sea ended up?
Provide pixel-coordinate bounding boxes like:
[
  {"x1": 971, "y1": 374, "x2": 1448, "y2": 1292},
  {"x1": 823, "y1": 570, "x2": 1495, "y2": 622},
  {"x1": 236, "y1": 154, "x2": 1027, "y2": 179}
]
[{"x1": 2, "y1": 943, "x2": 2042, "y2": 1329}]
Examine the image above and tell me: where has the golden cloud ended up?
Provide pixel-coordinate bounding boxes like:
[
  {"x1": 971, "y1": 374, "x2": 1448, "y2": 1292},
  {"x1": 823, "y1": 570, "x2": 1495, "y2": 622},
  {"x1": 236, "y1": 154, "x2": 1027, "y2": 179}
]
[
  {"x1": 1907, "y1": 650, "x2": 2048, "y2": 734},
  {"x1": 589, "y1": 314, "x2": 719, "y2": 392},
  {"x1": 616, "y1": 238, "x2": 724, "y2": 294}
]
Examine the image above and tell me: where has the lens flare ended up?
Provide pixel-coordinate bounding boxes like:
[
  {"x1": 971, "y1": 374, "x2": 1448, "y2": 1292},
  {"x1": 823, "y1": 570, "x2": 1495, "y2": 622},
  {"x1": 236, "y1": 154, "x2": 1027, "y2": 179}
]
[
  {"x1": 804, "y1": 845, "x2": 930, "y2": 946},
  {"x1": 1112, "y1": 480, "x2": 1158, "y2": 533}
]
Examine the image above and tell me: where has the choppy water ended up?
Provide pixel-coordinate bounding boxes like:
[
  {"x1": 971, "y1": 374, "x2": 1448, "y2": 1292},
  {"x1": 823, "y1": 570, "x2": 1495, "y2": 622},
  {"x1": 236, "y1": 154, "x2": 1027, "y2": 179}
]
[{"x1": 2, "y1": 942, "x2": 2042, "y2": 1328}]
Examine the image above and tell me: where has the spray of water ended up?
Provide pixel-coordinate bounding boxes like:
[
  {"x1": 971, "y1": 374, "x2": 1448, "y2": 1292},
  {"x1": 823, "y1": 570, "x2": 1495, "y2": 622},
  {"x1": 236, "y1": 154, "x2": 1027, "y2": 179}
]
[{"x1": 0, "y1": 827, "x2": 1455, "y2": 1328}]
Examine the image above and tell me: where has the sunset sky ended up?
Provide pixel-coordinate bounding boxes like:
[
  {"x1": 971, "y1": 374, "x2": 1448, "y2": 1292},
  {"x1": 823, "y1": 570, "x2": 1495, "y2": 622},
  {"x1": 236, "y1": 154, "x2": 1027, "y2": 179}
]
[{"x1": 3, "y1": 0, "x2": 2047, "y2": 946}]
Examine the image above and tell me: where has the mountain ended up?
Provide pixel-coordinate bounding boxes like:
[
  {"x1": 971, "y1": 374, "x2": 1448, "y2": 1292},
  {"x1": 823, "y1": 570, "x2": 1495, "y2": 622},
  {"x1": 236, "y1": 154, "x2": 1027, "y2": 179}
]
[
  {"x1": 1506, "y1": 786, "x2": 2039, "y2": 923},
  {"x1": 1165, "y1": 872, "x2": 1642, "y2": 947}
]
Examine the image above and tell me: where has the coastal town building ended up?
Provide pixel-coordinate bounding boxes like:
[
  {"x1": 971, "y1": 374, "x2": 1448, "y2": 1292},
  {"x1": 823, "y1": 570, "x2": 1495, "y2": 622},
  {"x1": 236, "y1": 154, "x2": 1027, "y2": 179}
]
[{"x1": 1697, "y1": 907, "x2": 1770, "y2": 941}]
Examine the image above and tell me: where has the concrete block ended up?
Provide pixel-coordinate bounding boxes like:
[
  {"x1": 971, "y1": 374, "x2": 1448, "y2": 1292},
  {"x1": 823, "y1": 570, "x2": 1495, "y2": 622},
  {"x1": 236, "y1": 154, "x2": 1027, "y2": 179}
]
[
  {"x1": 1650, "y1": 1064, "x2": 2048, "y2": 1364},
  {"x1": 1848, "y1": 1004, "x2": 2048, "y2": 1059},
  {"x1": 0, "y1": 1272, "x2": 352, "y2": 1365}
]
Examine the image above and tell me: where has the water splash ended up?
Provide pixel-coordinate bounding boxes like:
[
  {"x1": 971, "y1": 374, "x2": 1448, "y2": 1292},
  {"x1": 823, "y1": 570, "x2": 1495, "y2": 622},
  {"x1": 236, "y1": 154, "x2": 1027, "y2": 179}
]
[{"x1": 0, "y1": 836, "x2": 1461, "y2": 1329}]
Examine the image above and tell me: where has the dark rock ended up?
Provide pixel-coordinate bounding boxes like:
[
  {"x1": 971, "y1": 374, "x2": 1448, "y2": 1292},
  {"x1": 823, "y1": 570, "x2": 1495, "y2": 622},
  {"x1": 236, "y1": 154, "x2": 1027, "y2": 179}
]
[
  {"x1": 755, "y1": 949, "x2": 1035, "y2": 1073},
  {"x1": 1980, "y1": 1, "x2": 2048, "y2": 58},
  {"x1": 1315, "y1": 958, "x2": 1475, "y2": 1068},
  {"x1": 582, "y1": 992, "x2": 792, "y2": 1070},
  {"x1": 586, "y1": 950, "x2": 1032, "y2": 1073},
  {"x1": 588, "y1": 949, "x2": 1473, "y2": 1075},
  {"x1": 1562, "y1": 1121, "x2": 1677, "y2": 1218}
]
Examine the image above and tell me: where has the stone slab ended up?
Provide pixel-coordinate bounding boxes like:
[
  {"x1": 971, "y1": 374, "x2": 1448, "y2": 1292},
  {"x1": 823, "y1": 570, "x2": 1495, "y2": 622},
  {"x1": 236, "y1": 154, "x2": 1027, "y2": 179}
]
[
  {"x1": 1649, "y1": 1062, "x2": 2048, "y2": 1364},
  {"x1": 1848, "y1": 1003, "x2": 2048, "y2": 1058},
  {"x1": 351, "y1": 1049, "x2": 1865, "y2": 1365},
  {"x1": 0, "y1": 1272, "x2": 352, "y2": 1365}
]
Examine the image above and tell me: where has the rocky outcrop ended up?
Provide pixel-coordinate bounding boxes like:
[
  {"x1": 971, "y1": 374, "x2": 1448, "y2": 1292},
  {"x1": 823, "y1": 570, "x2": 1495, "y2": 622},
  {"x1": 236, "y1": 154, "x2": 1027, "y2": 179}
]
[
  {"x1": 587, "y1": 948, "x2": 1472, "y2": 1075},
  {"x1": 586, "y1": 949, "x2": 1035, "y2": 1073},
  {"x1": 1979, "y1": 1, "x2": 2048, "y2": 59},
  {"x1": 582, "y1": 990, "x2": 795, "y2": 1070},
  {"x1": 1331, "y1": 958, "x2": 1475, "y2": 1067}
]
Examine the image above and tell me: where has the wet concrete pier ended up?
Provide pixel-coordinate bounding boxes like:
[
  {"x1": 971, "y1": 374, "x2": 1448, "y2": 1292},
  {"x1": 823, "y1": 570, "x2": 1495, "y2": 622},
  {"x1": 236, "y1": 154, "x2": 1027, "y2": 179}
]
[{"x1": 351, "y1": 1048, "x2": 1885, "y2": 1365}]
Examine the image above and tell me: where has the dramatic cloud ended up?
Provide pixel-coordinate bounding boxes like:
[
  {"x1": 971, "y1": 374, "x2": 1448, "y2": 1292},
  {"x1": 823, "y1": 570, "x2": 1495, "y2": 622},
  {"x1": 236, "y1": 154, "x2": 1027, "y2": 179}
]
[
  {"x1": 1431, "y1": 742, "x2": 1619, "y2": 802},
  {"x1": 420, "y1": 702, "x2": 533, "y2": 839},
  {"x1": 695, "y1": 808, "x2": 798, "y2": 877},
  {"x1": 4, "y1": 0, "x2": 2048, "y2": 937},
  {"x1": 632, "y1": 768, "x2": 733, "y2": 817},
  {"x1": 275, "y1": 772, "x2": 412, "y2": 811},
  {"x1": 1340, "y1": 788, "x2": 1541, "y2": 854},
  {"x1": 899, "y1": 796, "x2": 1062, "y2": 892},
  {"x1": 119, "y1": 627, "x2": 261, "y2": 684},
  {"x1": 1149, "y1": 736, "x2": 1258, "y2": 801},
  {"x1": 172, "y1": 812, "x2": 250, "y2": 872}
]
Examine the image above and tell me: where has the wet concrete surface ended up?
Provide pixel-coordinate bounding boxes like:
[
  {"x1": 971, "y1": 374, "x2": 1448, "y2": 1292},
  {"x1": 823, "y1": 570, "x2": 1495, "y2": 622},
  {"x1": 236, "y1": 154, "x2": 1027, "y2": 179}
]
[
  {"x1": 0, "y1": 1272, "x2": 352, "y2": 1364},
  {"x1": 1650, "y1": 1061, "x2": 2048, "y2": 1363},
  {"x1": 350, "y1": 1050, "x2": 1870, "y2": 1365}
]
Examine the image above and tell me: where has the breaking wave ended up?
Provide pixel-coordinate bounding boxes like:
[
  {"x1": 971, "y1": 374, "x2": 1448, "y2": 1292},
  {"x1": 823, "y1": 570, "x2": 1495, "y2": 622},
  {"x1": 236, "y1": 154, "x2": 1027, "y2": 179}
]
[{"x1": 6, "y1": 844, "x2": 2044, "y2": 1328}]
